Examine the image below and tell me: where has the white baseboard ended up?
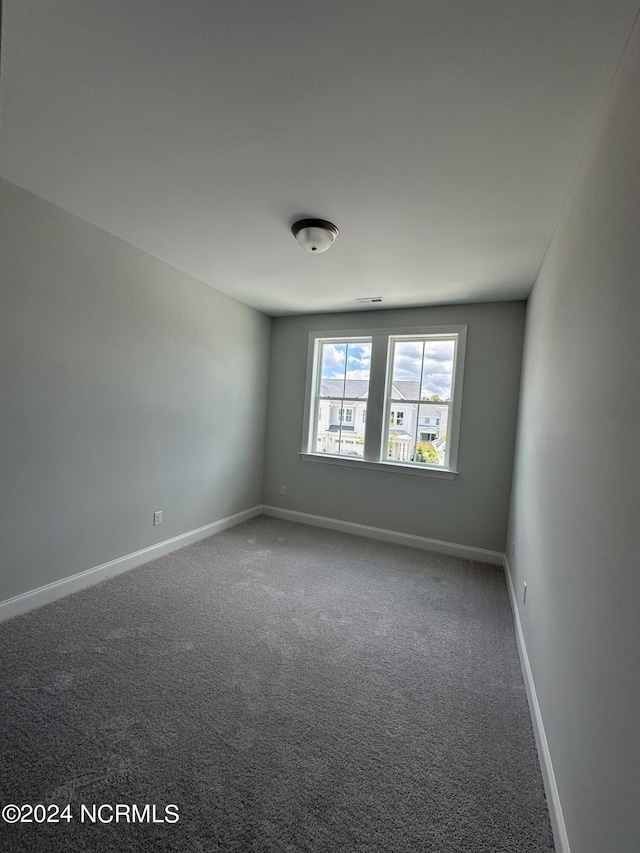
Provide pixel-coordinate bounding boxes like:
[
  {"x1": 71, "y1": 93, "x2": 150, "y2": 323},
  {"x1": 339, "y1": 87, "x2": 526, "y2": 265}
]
[
  {"x1": 261, "y1": 505, "x2": 504, "y2": 565},
  {"x1": 0, "y1": 505, "x2": 262, "y2": 623},
  {"x1": 503, "y1": 555, "x2": 570, "y2": 853}
]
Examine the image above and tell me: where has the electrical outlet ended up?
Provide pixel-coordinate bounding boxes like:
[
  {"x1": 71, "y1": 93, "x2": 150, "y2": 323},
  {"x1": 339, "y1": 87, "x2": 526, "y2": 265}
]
[
  {"x1": 279, "y1": 485, "x2": 286, "y2": 496},
  {"x1": 153, "y1": 511, "x2": 163, "y2": 526},
  {"x1": 511, "y1": 541, "x2": 515, "y2": 556},
  {"x1": 523, "y1": 580, "x2": 527, "y2": 605}
]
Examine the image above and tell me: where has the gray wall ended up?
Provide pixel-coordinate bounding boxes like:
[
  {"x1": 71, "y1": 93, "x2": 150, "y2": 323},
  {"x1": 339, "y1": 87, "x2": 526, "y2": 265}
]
[
  {"x1": 0, "y1": 179, "x2": 271, "y2": 602},
  {"x1": 264, "y1": 302, "x2": 525, "y2": 552},
  {"x1": 506, "y1": 22, "x2": 640, "y2": 853}
]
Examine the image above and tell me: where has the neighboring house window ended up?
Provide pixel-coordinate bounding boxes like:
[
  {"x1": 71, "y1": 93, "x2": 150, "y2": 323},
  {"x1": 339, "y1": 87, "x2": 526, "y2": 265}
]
[
  {"x1": 338, "y1": 408, "x2": 354, "y2": 423},
  {"x1": 302, "y1": 326, "x2": 466, "y2": 476}
]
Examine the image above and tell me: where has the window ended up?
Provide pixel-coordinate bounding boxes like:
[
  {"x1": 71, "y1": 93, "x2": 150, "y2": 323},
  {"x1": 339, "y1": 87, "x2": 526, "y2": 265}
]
[
  {"x1": 310, "y1": 339, "x2": 371, "y2": 458},
  {"x1": 338, "y1": 407, "x2": 354, "y2": 423},
  {"x1": 302, "y1": 326, "x2": 466, "y2": 477}
]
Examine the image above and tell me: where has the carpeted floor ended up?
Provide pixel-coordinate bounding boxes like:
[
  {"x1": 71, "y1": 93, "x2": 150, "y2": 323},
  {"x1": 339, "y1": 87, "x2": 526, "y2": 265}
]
[{"x1": 0, "y1": 516, "x2": 554, "y2": 852}]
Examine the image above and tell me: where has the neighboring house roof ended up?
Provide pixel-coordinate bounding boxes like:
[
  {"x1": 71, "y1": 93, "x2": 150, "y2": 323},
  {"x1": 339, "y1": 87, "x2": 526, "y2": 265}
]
[
  {"x1": 319, "y1": 378, "x2": 447, "y2": 405},
  {"x1": 326, "y1": 424, "x2": 355, "y2": 432},
  {"x1": 320, "y1": 380, "x2": 369, "y2": 399},
  {"x1": 391, "y1": 382, "x2": 447, "y2": 405},
  {"x1": 391, "y1": 381, "x2": 420, "y2": 399}
]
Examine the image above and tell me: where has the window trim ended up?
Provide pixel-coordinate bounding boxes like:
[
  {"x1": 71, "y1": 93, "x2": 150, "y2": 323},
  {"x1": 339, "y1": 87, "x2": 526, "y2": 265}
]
[
  {"x1": 299, "y1": 452, "x2": 458, "y2": 479},
  {"x1": 301, "y1": 325, "x2": 467, "y2": 478}
]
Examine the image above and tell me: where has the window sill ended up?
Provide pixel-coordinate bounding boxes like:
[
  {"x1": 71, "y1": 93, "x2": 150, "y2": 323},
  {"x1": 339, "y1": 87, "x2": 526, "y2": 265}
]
[{"x1": 300, "y1": 453, "x2": 458, "y2": 479}]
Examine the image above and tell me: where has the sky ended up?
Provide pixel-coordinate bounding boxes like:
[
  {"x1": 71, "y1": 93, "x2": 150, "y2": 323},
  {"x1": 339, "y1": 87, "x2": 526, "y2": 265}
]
[
  {"x1": 320, "y1": 338, "x2": 454, "y2": 399},
  {"x1": 392, "y1": 339, "x2": 454, "y2": 400},
  {"x1": 320, "y1": 342, "x2": 371, "y2": 381}
]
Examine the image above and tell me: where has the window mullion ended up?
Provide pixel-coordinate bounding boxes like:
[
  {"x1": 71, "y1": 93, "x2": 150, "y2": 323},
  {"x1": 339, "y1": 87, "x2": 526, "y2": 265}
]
[{"x1": 363, "y1": 333, "x2": 388, "y2": 462}]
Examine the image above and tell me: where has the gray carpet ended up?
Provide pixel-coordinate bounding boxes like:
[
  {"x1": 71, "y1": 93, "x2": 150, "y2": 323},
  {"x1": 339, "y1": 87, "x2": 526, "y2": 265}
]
[{"x1": 0, "y1": 516, "x2": 554, "y2": 852}]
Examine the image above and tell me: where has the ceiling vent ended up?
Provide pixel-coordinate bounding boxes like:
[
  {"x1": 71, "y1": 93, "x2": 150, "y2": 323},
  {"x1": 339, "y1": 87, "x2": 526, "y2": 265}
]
[{"x1": 356, "y1": 297, "x2": 384, "y2": 304}]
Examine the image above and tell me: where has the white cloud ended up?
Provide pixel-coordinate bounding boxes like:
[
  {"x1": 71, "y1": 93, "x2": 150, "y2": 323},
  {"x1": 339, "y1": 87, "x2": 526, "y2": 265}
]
[
  {"x1": 425, "y1": 341, "x2": 455, "y2": 363},
  {"x1": 321, "y1": 343, "x2": 346, "y2": 375},
  {"x1": 391, "y1": 340, "x2": 454, "y2": 397},
  {"x1": 346, "y1": 343, "x2": 371, "y2": 379},
  {"x1": 347, "y1": 355, "x2": 370, "y2": 367}
]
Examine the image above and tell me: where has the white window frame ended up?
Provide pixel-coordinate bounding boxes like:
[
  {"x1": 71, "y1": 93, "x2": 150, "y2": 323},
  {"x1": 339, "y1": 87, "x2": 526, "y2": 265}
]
[{"x1": 301, "y1": 325, "x2": 467, "y2": 479}]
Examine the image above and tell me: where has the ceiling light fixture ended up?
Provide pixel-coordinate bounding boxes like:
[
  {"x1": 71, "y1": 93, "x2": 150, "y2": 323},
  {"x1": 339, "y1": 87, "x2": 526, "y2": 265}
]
[{"x1": 292, "y1": 218, "x2": 339, "y2": 253}]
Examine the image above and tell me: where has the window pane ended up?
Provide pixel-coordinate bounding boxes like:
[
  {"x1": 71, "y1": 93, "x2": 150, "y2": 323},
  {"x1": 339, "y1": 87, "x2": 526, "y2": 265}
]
[
  {"x1": 415, "y1": 403, "x2": 448, "y2": 466},
  {"x1": 314, "y1": 339, "x2": 371, "y2": 458},
  {"x1": 391, "y1": 340, "x2": 424, "y2": 396},
  {"x1": 390, "y1": 338, "x2": 455, "y2": 402},
  {"x1": 319, "y1": 342, "x2": 347, "y2": 397},
  {"x1": 318, "y1": 341, "x2": 371, "y2": 398},
  {"x1": 316, "y1": 399, "x2": 365, "y2": 457},
  {"x1": 421, "y1": 339, "x2": 455, "y2": 401},
  {"x1": 386, "y1": 338, "x2": 455, "y2": 467},
  {"x1": 386, "y1": 403, "x2": 448, "y2": 466}
]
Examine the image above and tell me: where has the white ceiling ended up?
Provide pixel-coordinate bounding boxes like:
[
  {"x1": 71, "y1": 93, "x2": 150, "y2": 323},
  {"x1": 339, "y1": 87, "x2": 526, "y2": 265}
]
[{"x1": 2, "y1": 1, "x2": 639, "y2": 316}]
